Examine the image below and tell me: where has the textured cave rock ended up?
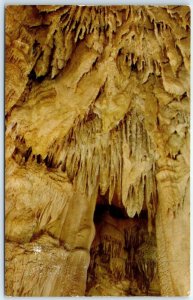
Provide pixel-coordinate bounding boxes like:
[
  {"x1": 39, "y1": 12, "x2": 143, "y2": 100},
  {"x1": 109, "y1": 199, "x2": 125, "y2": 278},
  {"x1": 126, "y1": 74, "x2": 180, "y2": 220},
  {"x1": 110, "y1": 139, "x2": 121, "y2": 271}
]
[{"x1": 5, "y1": 5, "x2": 190, "y2": 296}]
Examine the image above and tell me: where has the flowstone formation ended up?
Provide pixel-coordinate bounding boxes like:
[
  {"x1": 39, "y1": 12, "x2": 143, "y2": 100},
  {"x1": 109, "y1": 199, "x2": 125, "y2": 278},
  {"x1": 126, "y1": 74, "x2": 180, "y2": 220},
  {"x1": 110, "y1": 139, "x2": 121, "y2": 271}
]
[{"x1": 5, "y1": 5, "x2": 190, "y2": 296}]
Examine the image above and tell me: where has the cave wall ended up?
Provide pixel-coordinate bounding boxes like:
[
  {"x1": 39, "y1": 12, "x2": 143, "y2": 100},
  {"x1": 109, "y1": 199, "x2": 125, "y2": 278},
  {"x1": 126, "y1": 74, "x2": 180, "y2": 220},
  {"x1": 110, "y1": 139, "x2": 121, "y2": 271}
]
[{"x1": 5, "y1": 5, "x2": 190, "y2": 296}]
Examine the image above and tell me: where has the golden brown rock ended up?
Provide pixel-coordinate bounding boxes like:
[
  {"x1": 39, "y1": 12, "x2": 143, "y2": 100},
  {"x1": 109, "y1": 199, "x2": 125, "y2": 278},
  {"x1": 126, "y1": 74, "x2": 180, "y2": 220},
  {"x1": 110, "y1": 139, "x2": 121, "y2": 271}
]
[{"x1": 5, "y1": 5, "x2": 190, "y2": 296}]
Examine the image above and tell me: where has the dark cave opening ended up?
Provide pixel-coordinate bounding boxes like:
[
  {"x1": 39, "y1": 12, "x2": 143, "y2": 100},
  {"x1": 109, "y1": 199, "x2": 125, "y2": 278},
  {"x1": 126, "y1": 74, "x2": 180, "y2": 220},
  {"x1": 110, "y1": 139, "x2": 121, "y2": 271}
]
[
  {"x1": 86, "y1": 203, "x2": 160, "y2": 296},
  {"x1": 94, "y1": 204, "x2": 149, "y2": 223}
]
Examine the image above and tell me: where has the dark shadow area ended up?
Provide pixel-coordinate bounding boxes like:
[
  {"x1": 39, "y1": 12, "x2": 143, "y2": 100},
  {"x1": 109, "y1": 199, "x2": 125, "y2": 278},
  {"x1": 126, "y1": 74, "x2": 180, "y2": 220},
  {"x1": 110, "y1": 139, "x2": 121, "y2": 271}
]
[{"x1": 86, "y1": 202, "x2": 160, "y2": 296}]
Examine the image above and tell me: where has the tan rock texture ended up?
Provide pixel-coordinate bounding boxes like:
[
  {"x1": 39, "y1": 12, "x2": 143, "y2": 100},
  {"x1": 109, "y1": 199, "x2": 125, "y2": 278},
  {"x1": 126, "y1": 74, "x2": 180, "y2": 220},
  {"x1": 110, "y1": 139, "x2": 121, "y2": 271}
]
[{"x1": 5, "y1": 5, "x2": 190, "y2": 296}]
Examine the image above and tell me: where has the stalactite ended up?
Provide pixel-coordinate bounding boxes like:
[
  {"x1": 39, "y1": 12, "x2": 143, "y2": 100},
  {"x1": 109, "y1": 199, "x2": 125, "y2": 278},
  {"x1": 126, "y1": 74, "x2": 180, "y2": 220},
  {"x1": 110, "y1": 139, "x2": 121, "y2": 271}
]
[
  {"x1": 99, "y1": 137, "x2": 110, "y2": 196},
  {"x1": 42, "y1": 106, "x2": 157, "y2": 222},
  {"x1": 102, "y1": 235, "x2": 123, "y2": 259},
  {"x1": 6, "y1": 5, "x2": 189, "y2": 296}
]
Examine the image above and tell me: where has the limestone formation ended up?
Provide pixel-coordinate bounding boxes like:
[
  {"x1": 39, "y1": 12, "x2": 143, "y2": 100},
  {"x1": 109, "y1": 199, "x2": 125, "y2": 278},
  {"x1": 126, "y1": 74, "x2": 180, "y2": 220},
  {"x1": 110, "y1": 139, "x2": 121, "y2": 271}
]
[{"x1": 5, "y1": 5, "x2": 190, "y2": 296}]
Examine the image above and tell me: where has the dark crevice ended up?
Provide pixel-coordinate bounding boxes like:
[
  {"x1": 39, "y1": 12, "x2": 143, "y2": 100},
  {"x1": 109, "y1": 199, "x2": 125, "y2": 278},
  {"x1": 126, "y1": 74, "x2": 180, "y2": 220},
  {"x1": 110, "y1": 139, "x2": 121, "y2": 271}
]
[{"x1": 86, "y1": 201, "x2": 160, "y2": 296}]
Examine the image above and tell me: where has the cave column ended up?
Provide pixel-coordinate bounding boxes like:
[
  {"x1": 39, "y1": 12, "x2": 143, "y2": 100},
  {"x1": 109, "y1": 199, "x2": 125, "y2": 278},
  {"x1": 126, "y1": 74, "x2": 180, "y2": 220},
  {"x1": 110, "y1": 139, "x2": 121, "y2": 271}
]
[{"x1": 155, "y1": 159, "x2": 190, "y2": 296}]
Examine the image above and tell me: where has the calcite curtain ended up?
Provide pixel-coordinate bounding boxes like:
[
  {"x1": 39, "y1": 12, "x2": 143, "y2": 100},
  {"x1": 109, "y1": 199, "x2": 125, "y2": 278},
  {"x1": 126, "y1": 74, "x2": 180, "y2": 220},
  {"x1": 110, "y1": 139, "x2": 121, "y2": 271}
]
[{"x1": 5, "y1": 5, "x2": 190, "y2": 296}]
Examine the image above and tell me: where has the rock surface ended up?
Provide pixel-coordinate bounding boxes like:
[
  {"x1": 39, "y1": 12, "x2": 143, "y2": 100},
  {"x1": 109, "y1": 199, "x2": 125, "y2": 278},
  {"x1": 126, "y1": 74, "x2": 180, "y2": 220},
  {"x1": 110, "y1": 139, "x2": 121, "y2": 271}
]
[{"x1": 5, "y1": 5, "x2": 190, "y2": 296}]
